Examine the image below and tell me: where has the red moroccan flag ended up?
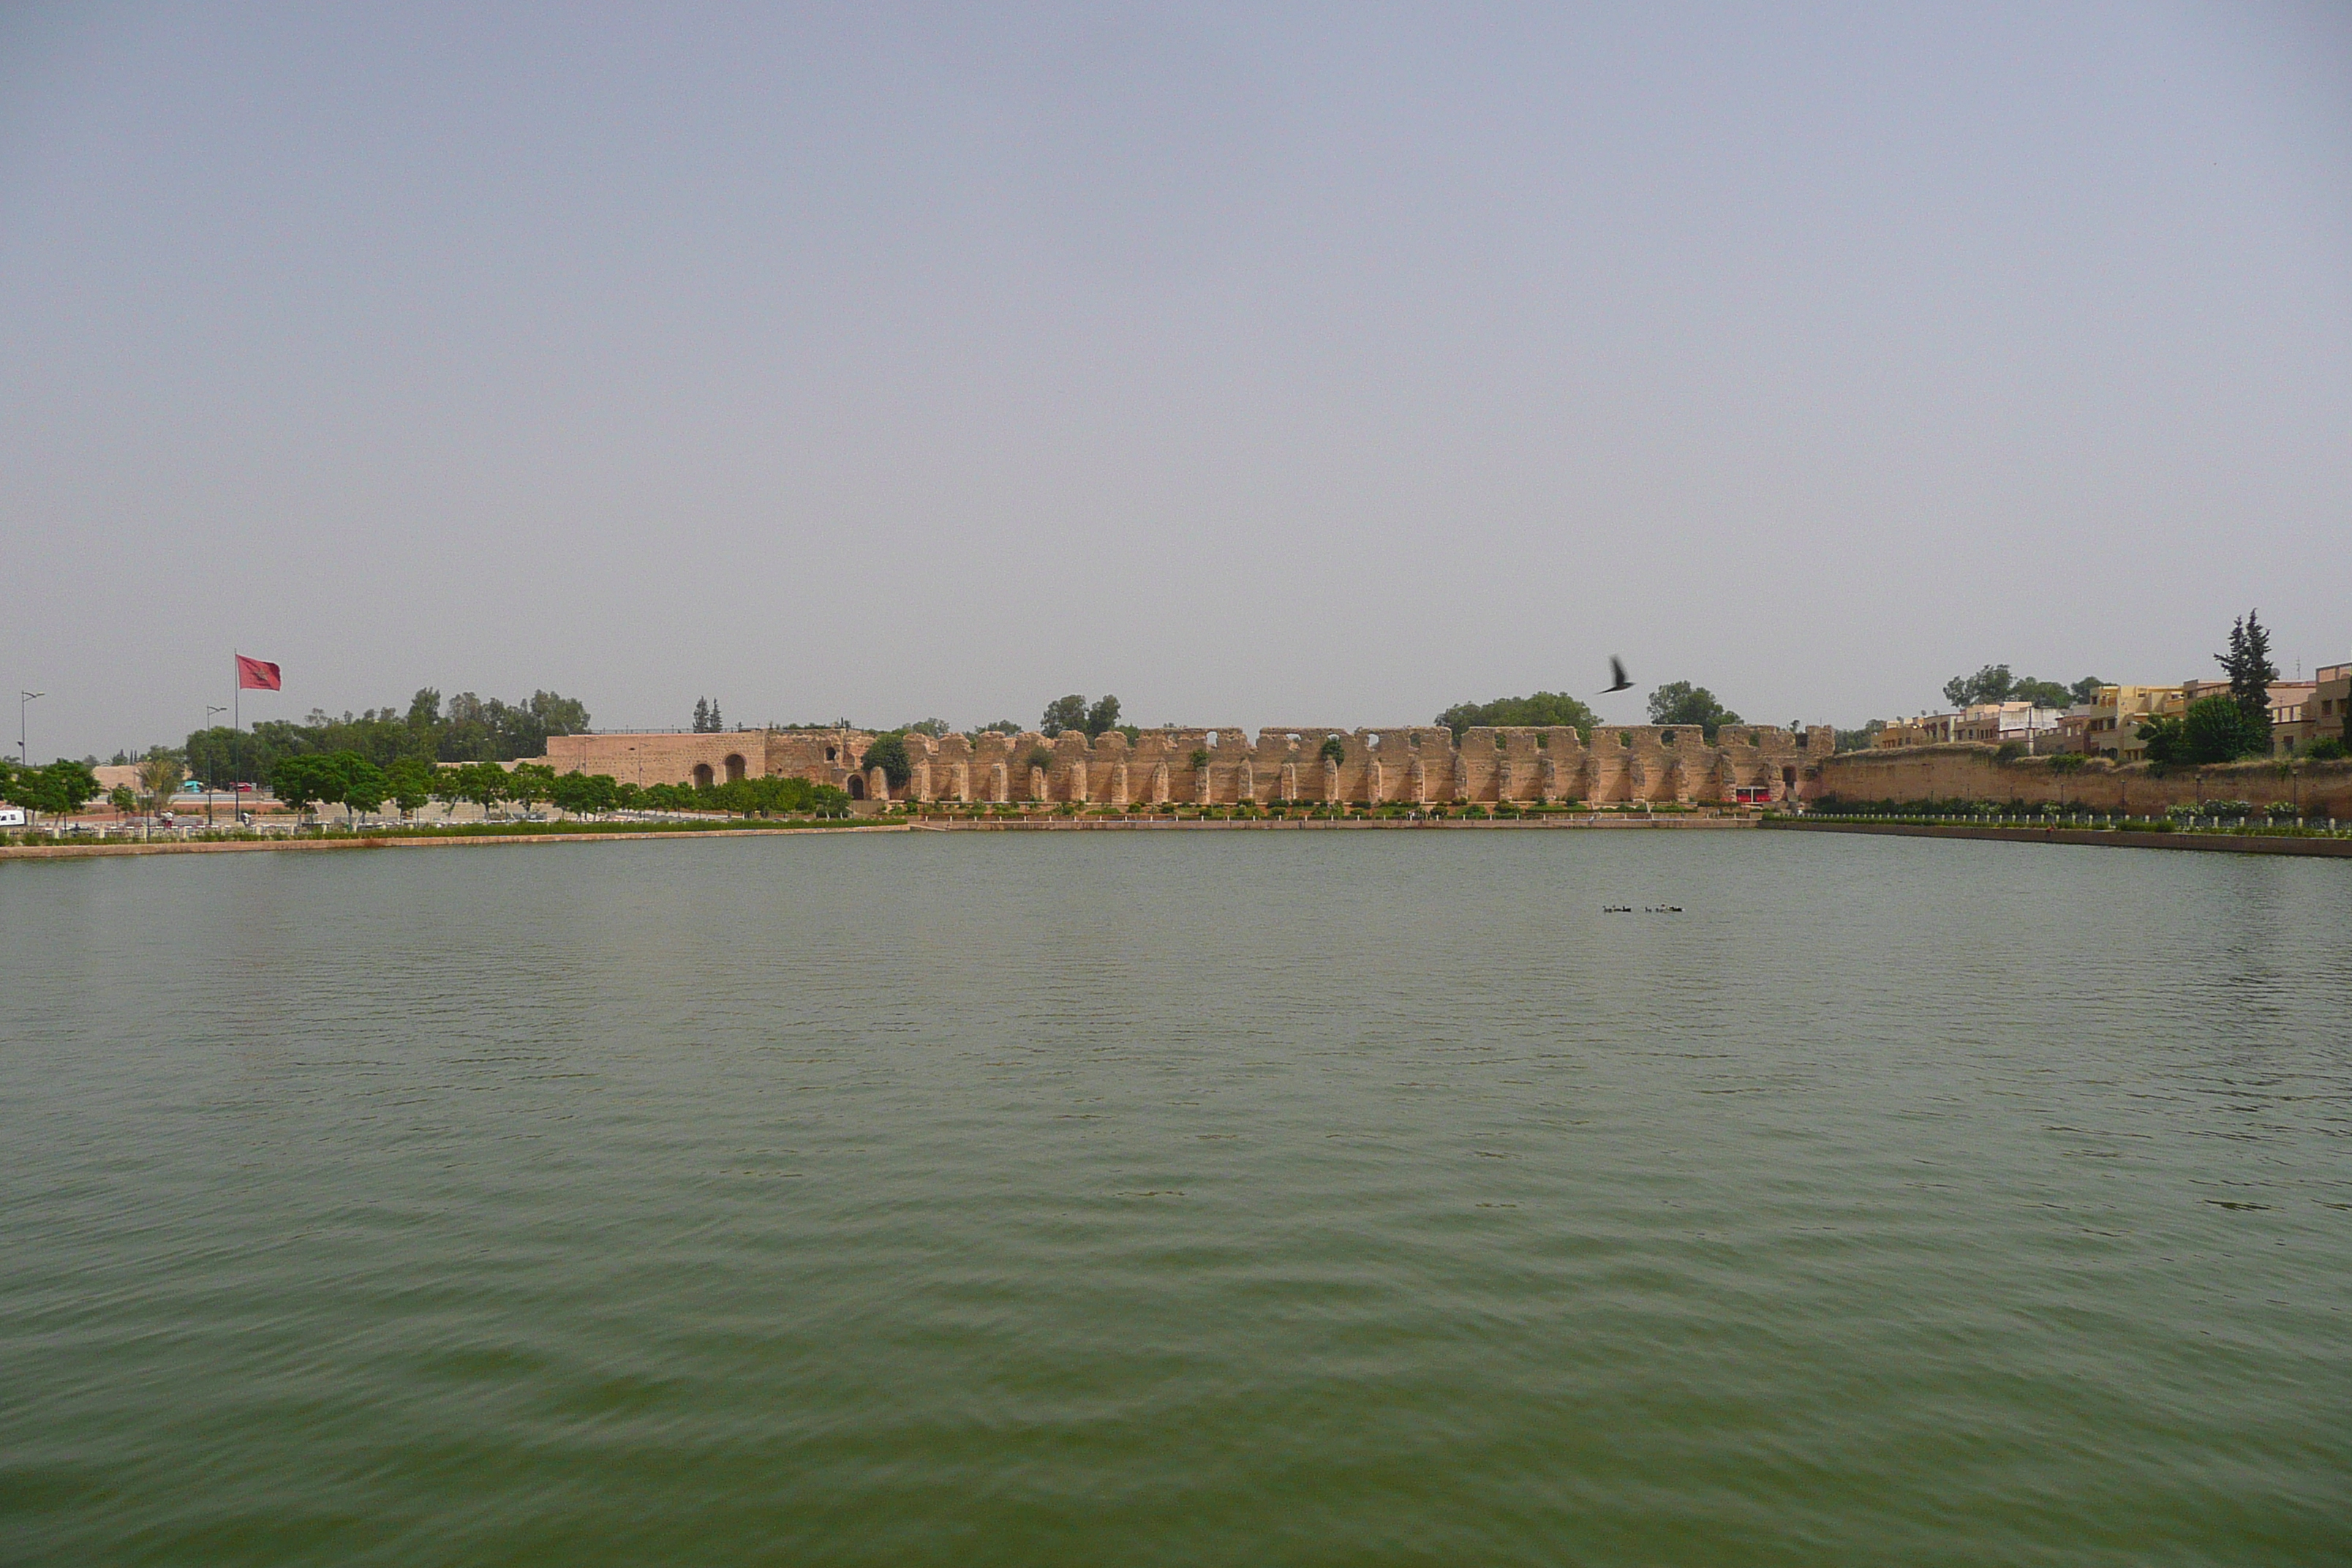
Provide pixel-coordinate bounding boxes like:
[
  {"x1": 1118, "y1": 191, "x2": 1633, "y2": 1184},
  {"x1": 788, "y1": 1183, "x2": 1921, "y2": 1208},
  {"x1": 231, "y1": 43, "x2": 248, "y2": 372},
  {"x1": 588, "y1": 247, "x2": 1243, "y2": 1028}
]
[{"x1": 235, "y1": 655, "x2": 282, "y2": 691}]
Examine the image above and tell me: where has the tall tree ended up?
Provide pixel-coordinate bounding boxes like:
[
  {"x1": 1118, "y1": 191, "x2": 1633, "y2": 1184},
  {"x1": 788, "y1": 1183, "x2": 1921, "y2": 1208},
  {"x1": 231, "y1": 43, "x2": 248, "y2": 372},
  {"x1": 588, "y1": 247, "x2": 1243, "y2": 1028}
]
[
  {"x1": 1942, "y1": 665, "x2": 2014, "y2": 708},
  {"x1": 15, "y1": 760, "x2": 101, "y2": 823},
  {"x1": 2136, "y1": 715, "x2": 2185, "y2": 765},
  {"x1": 1083, "y1": 695, "x2": 1123, "y2": 738},
  {"x1": 339, "y1": 758, "x2": 389, "y2": 822},
  {"x1": 1040, "y1": 695, "x2": 1088, "y2": 737},
  {"x1": 1646, "y1": 682, "x2": 1742, "y2": 741},
  {"x1": 549, "y1": 770, "x2": 619, "y2": 816},
  {"x1": 2182, "y1": 693, "x2": 2263, "y2": 764},
  {"x1": 386, "y1": 755, "x2": 435, "y2": 818},
  {"x1": 692, "y1": 697, "x2": 712, "y2": 733},
  {"x1": 269, "y1": 753, "x2": 336, "y2": 818},
  {"x1": 2217, "y1": 610, "x2": 2279, "y2": 750},
  {"x1": 2008, "y1": 678, "x2": 2073, "y2": 710},
  {"x1": 2068, "y1": 676, "x2": 2108, "y2": 706},
  {"x1": 505, "y1": 764, "x2": 556, "y2": 816},
  {"x1": 456, "y1": 762, "x2": 512, "y2": 812}
]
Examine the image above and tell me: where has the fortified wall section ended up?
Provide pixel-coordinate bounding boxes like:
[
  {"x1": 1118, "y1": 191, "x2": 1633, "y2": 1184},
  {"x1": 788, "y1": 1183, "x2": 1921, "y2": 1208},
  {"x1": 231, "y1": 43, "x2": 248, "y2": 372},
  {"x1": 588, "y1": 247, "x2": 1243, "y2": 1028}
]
[
  {"x1": 1817, "y1": 745, "x2": 2352, "y2": 818},
  {"x1": 531, "y1": 725, "x2": 1836, "y2": 806},
  {"x1": 530, "y1": 731, "x2": 837, "y2": 791}
]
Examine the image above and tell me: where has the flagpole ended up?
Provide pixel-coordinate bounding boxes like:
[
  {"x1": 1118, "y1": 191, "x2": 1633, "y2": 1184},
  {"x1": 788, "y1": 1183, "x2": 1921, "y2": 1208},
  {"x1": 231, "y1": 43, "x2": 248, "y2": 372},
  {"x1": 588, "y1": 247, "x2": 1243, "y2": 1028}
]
[{"x1": 233, "y1": 650, "x2": 241, "y2": 823}]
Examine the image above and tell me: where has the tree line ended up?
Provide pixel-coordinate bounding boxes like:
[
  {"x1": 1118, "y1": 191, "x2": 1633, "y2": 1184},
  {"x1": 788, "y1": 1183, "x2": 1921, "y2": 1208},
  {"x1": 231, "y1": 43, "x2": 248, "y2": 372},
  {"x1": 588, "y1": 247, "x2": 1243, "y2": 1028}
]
[
  {"x1": 184, "y1": 687, "x2": 591, "y2": 790},
  {"x1": 0, "y1": 750, "x2": 849, "y2": 826},
  {"x1": 1436, "y1": 685, "x2": 1749, "y2": 743},
  {"x1": 1942, "y1": 667, "x2": 2106, "y2": 710},
  {"x1": 263, "y1": 755, "x2": 852, "y2": 822},
  {"x1": 0, "y1": 758, "x2": 102, "y2": 821}
]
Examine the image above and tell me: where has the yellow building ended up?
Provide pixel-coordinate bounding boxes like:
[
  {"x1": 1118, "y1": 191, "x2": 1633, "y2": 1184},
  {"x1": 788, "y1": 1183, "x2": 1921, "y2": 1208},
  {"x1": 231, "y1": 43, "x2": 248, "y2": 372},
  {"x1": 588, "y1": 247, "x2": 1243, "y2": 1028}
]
[
  {"x1": 2314, "y1": 664, "x2": 2351, "y2": 748},
  {"x1": 2077, "y1": 685, "x2": 2187, "y2": 761}
]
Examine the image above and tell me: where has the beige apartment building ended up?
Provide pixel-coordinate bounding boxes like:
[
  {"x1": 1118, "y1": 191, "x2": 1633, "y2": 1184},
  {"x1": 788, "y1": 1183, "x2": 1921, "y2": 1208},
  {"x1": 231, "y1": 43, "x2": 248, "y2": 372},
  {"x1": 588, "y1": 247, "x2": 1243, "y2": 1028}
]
[
  {"x1": 2046, "y1": 671, "x2": 2344, "y2": 759},
  {"x1": 2291, "y1": 663, "x2": 2350, "y2": 751},
  {"x1": 1875, "y1": 701, "x2": 2065, "y2": 751},
  {"x1": 2071, "y1": 685, "x2": 2187, "y2": 761}
]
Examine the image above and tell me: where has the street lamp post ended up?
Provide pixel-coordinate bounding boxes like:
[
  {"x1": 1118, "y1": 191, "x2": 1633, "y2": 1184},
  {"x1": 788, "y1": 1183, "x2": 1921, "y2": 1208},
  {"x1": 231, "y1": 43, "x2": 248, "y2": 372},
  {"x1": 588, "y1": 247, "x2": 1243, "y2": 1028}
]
[
  {"x1": 19, "y1": 691, "x2": 42, "y2": 766},
  {"x1": 205, "y1": 706, "x2": 227, "y2": 823}
]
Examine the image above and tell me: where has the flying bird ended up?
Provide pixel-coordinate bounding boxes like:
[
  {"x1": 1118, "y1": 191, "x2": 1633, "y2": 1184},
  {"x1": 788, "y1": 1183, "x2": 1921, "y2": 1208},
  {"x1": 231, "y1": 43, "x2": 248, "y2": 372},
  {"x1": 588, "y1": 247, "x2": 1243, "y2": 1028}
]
[{"x1": 1604, "y1": 657, "x2": 1633, "y2": 693}]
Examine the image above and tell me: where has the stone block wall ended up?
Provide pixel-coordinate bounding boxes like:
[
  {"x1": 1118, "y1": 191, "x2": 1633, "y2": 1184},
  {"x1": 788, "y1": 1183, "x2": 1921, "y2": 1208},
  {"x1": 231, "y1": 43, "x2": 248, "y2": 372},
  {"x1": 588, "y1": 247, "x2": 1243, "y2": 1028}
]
[
  {"x1": 532, "y1": 723, "x2": 1837, "y2": 806},
  {"x1": 529, "y1": 730, "x2": 850, "y2": 791},
  {"x1": 1816, "y1": 744, "x2": 2352, "y2": 817}
]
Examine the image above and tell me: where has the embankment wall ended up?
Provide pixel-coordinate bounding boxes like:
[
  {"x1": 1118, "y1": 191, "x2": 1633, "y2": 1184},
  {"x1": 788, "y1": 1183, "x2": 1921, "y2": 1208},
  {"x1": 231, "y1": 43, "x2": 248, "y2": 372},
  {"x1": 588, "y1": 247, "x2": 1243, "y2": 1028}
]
[{"x1": 1815, "y1": 745, "x2": 2352, "y2": 818}]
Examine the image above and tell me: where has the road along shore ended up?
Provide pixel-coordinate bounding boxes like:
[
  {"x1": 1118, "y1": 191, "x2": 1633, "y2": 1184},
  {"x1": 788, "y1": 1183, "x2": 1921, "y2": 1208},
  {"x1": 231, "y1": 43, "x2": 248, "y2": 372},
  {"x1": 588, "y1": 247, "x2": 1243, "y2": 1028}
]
[
  {"x1": 15, "y1": 815, "x2": 2345, "y2": 861},
  {"x1": 1, "y1": 815, "x2": 1757, "y2": 861}
]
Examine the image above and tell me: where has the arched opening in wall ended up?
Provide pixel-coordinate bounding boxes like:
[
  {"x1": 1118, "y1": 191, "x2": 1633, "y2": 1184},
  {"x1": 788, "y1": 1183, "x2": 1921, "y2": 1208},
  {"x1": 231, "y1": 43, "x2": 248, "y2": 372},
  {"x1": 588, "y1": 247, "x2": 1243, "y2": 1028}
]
[
  {"x1": 692, "y1": 763, "x2": 715, "y2": 789},
  {"x1": 1782, "y1": 766, "x2": 1797, "y2": 788},
  {"x1": 824, "y1": 746, "x2": 837, "y2": 762},
  {"x1": 846, "y1": 774, "x2": 865, "y2": 799},
  {"x1": 1365, "y1": 734, "x2": 1381, "y2": 750},
  {"x1": 1203, "y1": 731, "x2": 1218, "y2": 748},
  {"x1": 724, "y1": 754, "x2": 747, "y2": 783},
  {"x1": 1659, "y1": 730, "x2": 1676, "y2": 746}
]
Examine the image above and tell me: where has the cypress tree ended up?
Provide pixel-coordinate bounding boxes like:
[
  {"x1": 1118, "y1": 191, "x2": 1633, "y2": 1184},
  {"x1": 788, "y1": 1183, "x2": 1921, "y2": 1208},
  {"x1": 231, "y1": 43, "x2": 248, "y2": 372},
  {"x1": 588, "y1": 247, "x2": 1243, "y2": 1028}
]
[{"x1": 2217, "y1": 610, "x2": 2278, "y2": 755}]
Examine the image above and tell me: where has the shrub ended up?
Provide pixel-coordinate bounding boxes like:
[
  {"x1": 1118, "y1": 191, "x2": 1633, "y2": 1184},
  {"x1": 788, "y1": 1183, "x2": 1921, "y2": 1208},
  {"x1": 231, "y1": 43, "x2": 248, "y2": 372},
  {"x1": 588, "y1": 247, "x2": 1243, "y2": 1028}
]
[
  {"x1": 2181, "y1": 695, "x2": 2264, "y2": 764},
  {"x1": 861, "y1": 733, "x2": 913, "y2": 789}
]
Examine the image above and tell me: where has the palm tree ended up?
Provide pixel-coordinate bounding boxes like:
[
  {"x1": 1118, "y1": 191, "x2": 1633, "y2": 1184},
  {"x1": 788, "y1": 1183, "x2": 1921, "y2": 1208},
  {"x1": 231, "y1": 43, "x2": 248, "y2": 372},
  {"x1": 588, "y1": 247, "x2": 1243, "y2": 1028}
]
[{"x1": 137, "y1": 752, "x2": 184, "y2": 837}]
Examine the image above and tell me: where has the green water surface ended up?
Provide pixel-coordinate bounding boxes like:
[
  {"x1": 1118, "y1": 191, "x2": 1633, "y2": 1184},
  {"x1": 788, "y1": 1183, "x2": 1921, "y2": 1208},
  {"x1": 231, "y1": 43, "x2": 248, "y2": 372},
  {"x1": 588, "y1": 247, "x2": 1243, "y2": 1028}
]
[{"x1": 2, "y1": 831, "x2": 2347, "y2": 1564}]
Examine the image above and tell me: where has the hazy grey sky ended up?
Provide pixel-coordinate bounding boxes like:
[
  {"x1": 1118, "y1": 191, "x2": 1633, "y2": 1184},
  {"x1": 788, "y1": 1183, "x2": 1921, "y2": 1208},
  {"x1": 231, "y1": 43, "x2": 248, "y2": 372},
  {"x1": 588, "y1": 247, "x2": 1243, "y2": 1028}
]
[{"x1": 4, "y1": 3, "x2": 2348, "y2": 759}]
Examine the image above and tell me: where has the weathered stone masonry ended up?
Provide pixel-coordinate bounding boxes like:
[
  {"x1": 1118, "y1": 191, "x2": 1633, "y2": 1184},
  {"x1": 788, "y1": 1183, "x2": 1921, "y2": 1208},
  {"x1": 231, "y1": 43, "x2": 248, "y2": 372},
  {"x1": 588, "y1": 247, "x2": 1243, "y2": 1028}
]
[
  {"x1": 1814, "y1": 744, "x2": 2352, "y2": 818},
  {"x1": 530, "y1": 725, "x2": 1836, "y2": 805}
]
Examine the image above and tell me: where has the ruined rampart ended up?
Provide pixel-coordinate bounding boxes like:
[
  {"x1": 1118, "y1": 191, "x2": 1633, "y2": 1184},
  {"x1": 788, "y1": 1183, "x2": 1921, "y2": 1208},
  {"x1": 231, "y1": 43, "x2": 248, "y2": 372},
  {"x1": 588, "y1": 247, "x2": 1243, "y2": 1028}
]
[
  {"x1": 530, "y1": 724, "x2": 1836, "y2": 807},
  {"x1": 1816, "y1": 745, "x2": 2352, "y2": 818}
]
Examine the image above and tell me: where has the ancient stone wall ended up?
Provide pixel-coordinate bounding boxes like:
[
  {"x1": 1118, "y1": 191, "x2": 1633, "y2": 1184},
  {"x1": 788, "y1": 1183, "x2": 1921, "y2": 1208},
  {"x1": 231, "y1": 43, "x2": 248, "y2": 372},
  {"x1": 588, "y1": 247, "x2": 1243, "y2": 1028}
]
[
  {"x1": 527, "y1": 730, "x2": 857, "y2": 791},
  {"x1": 530, "y1": 723, "x2": 1836, "y2": 805},
  {"x1": 1817, "y1": 745, "x2": 2352, "y2": 818}
]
